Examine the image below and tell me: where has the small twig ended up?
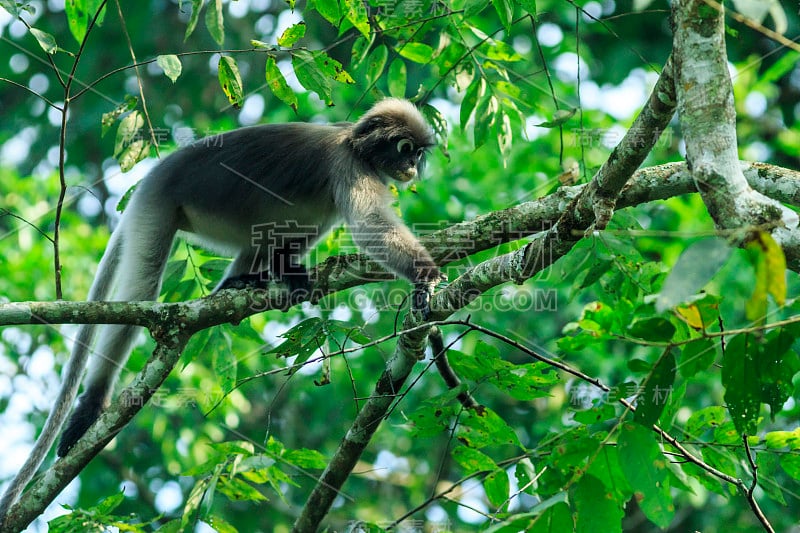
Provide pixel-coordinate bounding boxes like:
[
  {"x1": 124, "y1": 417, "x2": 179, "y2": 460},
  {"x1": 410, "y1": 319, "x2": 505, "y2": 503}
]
[
  {"x1": 0, "y1": 209, "x2": 55, "y2": 245},
  {"x1": 742, "y1": 433, "x2": 776, "y2": 533},
  {"x1": 0, "y1": 78, "x2": 62, "y2": 110},
  {"x1": 52, "y1": 0, "x2": 109, "y2": 299},
  {"x1": 429, "y1": 325, "x2": 480, "y2": 410},
  {"x1": 113, "y1": 0, "x2": 160, "y2": 157}
]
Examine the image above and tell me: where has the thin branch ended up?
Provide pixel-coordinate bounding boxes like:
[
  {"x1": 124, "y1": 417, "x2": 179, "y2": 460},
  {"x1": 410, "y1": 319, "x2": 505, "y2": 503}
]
[
  {"x1": 3, "y1": 331, "x2": 190, "y2": 532},
  {"x1": 702, "y1": 0, "x2": 800, "y2": 53},
  {"x1": 292, "y1": 314, "x2": 432, "y2": 531},
  {"x1": 53, "y1": 0, "x2": 109, "y2": 300},
  {"x1": 113, "y1": 0, "x2": 159, "y2": 157},
  {"x1": 0, "y1": 78, "x2": 62, "y2": 110},
  {"x1": 0, "y1": 209, "x2": 55, "y2": 245},
  {"x1": 742, "y1": 434, "x2": 775, "y2": 533}
]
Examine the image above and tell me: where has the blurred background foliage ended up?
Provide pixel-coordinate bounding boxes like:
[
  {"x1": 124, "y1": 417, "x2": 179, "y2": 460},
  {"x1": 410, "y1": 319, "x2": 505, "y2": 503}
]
[{"x1": 1, "y1": 0, "x2": 800, "y2": 531}]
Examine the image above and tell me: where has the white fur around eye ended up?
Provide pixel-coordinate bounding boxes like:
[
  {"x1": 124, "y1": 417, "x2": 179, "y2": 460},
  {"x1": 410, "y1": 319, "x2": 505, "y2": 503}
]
[{"x1": 397, "y1": 139, "x2": 414, "y2": 153}]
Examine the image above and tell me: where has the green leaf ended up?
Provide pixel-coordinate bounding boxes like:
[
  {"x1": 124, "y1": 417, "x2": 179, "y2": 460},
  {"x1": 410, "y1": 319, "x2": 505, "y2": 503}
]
[
  {"x1": 573, "y1": 404, "x2": 616, "y2": 424},
  {"x1": 250, "y1": 39, "x2": 278, "y2": 51},
  {"x1": 484, "y1": 469, "x2": 510, "y2": 508},
  {"x1": 181, "y1": 327, "x2": 211, "y2": 369},
  {"x1": 218, "y1": 55, "x2": 243, "y2": 108},
  {"x1": 757, "y1": 330, "x2": 800, "y2": 414},
  {"x1": 627, "y1": 317, "x2": 675, "y2": 343},
  {"x1": 398, "y1": 42, "x2": 434, "y2": 64},
  {"x1": 217, "y1": 476, "x2": 268, "y2": 502},
  {"x1": 350, "y1": 35, "x2": 374, "y2": 70},
  {"x1": 634, "y1": 348, "x2": 676, "y2": 426},
  {"x1": 457, "y1": 407, "x2": 522, "y2": 449},
  {"x1": 573, "y1": 474, "x2": 624, "y2": 533},
  {"x1": 464, "y1": 0, "x2": 489, "y2": 17},
  {"x1": 157, "y1": 54, "x2": 182, "y2": 83},
  {"x1": 492, "y1": 0, "x2": 513, "y2": 30},
  {"x1": 764, "y1": 427, "x2": 800, "y2": 449},
  {"x1": 655, "y1": 237, "x2": 732, "y2": 313},
  {"x1": 678, "y1": 338, "x2": 717, "y2": 377},
  {"x1": 65, "y1": 0, "x2": 105, "y2": 44},
  {"x1": 94, "y1": 491, "x2": 125, "y2": 513},
  {"x1": 343, "y1": 0, "x2": 369, "y2": 37},
  {"x1": 205, "y1": 0, "x2": 224, "y2": 45},
  {"x1": 29, "y1": 28, "x2": 58, "y2": 54},
  {"x1": 485, "y1": 361, "x2": 558, "y2": 401},
  {"x1": 292, "y1": 49, "x2": 332, "y2": 105},
  {"x1": 277, "y1": 21, "x2": 306, "y2": 47},
  {"x1": 313, "y1": 0, "x2": 341, "y2": 25},
  {"x1": 283, "y1": 448, "x2": 328, "y2": 469},
  {"x1": 516, "y1": 0, "x2": 537, "y2": 15},
  {"x1": 781, "y1": 453, "x2": 800, "y2": 481},
  {"x1": 114, "y1": 110, "x2": 149, "y2": 171},
  {"x1": 210, "y1": 328, "x2": 236, "y2": 394},
  {"x1": 408, "y1": 393, "x2": 458, "y2": 437},
  {"x1": 461, "y1": 76, "x2": 485, "y2": 129},
  {"x1": 266, "y1": 317, "x2": 327, "y2": 369},
  {"x1": 585, "y1": 445, "x2": 633, "y2": 499},
  {"x1": 485, "y1": 498, "x2": 571, "y2": 532},
  {"x1": 685, "y1": 406, "x2": 726, "y2": 438},
  {"x1": 387, "y1": 58, "x2": 407, "y2": 98},
  {"x1": 485, "y1": 39, "x2": 522, "y2": 62},
  {"x1": 452, "y1": 445, "x2": 497, "y2": 473},
  {"x1": 495, "y1": 109, "x2": 512, "y2": 161},
  {"x1": 365, "y1": 44, "x2": 388, "y2": 87},
  {"x1": 290, "y1": 49, "x2": 353, "y2": 104},
  {"x1": 206, "y1": 516, "x2": 237, "y2": 533},
  {"x1": 312, "y1": 49, "x2": 354, "y2": 84},
  {"x1": 0, "y1": 0, "x2": 24, "y2": 16},
  {"x1": 722, "y1": 334, "x2": 761, "y2": 435},
  {"x1": 184, "y1": 0, "x2": 203, "y2": 40},
  {"x1": 700, "y1": 446, "x2": 737, "y2": 477},
  {"x1": 265, "y1": 55, "x2": 298, "y2": 111},
  {"x1": 101, "y1": 95, "x2": 138, "y2": 136},
  {"x1": 755, "y1": 451, "x2": 786, "y2": 505},
  {"x1": 617, "y1": 423, "x2": 674, "y2": 528},
  {"x1": 161, "y1": 258, "x2": 188, "y2": 298},
  {"x1": 536, "y1": 108, "x2": 577, "y2": 128},
  {"x1": 474, "y1": 93, "x2": 498, "y2": 148},
  {"x1": 181, "y1": 477, "x2": 210, "y2": 527}
]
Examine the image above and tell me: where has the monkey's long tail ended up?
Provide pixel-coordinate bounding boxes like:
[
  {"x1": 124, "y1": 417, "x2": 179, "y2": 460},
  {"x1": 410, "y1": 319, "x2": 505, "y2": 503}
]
[{"x1": 0, "y1": 223, "x2": 124, "y2": 522}]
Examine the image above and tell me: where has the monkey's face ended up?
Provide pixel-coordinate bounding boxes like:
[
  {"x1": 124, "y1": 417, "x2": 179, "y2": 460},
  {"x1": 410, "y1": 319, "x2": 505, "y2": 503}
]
[{"x1": 373, "y1": 137, "x2": 428, "y2": 183}]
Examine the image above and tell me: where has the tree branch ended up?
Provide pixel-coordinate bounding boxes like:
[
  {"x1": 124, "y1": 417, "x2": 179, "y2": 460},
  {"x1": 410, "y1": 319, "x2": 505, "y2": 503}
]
[
  {"x1": 291, "y1": 51, "x2": 680, "y2": 530},
  {"x1": 3, "y1": 331, "x2": 190, "y2": 532},
  {"x1": 292, "y1": 313, "x2": 431, "y2": 532},
  {"x1": 673, "y1": 0, "x2": 799, "y2": 250}
]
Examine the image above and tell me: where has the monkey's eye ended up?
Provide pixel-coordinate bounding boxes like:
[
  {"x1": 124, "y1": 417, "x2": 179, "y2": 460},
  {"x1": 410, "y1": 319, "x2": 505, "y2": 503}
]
[{"x1": 396, "y1": 139, "x2": 414, "y2": 154}]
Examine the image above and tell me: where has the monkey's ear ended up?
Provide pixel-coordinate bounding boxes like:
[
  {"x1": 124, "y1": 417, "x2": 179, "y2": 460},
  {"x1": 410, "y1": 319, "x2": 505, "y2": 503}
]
[
  {"x1": 351, "y1": 117, "x2": 389, "y2": 156},
  {"x1": 353, "y1": 116, "x2": 386, "y2": 138}
]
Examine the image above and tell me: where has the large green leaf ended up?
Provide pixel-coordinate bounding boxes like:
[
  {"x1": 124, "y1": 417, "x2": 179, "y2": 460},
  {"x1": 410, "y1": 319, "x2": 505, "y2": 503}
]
[
  {"x1": 573, "y1": 474, "x2": 624, "y2": 533},
  {"x1": 634, "y1": 348, "x2": 677, "y2": 426},
  {"x1": 617, "y1": 423, "x2": 674, "y2": 528}
]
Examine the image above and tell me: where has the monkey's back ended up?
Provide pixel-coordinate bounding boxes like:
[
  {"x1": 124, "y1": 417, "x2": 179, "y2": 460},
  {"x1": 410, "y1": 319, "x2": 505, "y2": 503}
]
[{"x1": 134, "y1": 123, "x2": 352, "y2": 254}]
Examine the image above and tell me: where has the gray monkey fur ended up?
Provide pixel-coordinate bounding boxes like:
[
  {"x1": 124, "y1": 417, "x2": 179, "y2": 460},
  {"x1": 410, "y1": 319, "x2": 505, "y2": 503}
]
[{"x1": 0, "y1": 98, "x2": 443, "y2": 521}]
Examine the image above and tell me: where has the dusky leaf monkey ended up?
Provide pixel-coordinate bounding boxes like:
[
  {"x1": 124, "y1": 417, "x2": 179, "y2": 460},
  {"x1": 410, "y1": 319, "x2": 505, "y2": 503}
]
[{"x1": 0, "y1": 98, "x2": 445, "y2": 519}]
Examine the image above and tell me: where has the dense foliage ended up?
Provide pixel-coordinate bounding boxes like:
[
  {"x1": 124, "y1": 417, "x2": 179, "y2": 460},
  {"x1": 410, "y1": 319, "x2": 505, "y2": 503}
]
[{"x1": 1, "y1": 0, "x2": 799, "y2": 531}]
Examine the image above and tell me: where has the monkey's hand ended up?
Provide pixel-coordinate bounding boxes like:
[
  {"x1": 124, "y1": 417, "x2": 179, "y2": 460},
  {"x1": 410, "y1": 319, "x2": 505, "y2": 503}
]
[{"x1": 412, "y1": 268, "x2": 446, "y2": 319}]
